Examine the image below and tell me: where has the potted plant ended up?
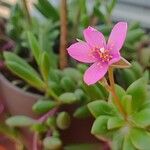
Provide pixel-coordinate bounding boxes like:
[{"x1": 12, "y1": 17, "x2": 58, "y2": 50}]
[
  {"x1": 0, "y1": 0, "x2": 150, "y2": 150},
  {"x1": 68, "y1": 21, "x2": 150, "y2": 150}
]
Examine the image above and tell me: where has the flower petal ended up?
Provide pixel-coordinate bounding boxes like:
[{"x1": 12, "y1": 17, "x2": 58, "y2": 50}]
[
  {"x1": 109, "y1": 53, "x2": 121, "y2": 65},
  {"x1": 67, "y1": 42, "x2": 97, "y2": 63},
  {"x1": 83, "y1": 62, "x2": 108, "y2": 85},
  {"x1": 107, "y1": 22, "x2": 127, "y2": 54},
  {"x1": 83, "y1": 26, "x2": 106, "y2": 48}
]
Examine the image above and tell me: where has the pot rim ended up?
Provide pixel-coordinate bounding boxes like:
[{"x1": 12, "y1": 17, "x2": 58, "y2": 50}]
[{"x1": 0, "y1": 73, "x2": 41, "y2": 98}]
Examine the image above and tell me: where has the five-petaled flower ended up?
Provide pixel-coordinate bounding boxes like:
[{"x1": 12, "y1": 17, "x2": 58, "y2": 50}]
[{"x1": 67, "y1": 22, "x2": 128, "y2": 85}]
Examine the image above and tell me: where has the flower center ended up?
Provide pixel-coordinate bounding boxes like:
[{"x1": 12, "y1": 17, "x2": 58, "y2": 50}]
[{"x1": 97, "y1": 48, "x2": 112, "y2": 62}]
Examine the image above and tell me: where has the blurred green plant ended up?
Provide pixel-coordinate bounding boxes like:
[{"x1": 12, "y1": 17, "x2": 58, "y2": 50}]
[
  {"x1": 1, "y1": 0, "x2": 150, "y2": 149},
  {"x1": 4, "y1": 32, "x2": 108, "y2": 149},
  {"x1": 88, "y1": 77, "x2": 150, "y2": 150},
  {"x1": 115, "y1": 61, "x2": 149, "y2": 88}
]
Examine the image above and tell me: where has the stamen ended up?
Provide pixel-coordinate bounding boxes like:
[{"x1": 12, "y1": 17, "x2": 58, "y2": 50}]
[
  {"x1": 96, "y1": 47, "x2": 112, "y2": 62},
  {"x1": 100, "y1": 48, "x2": 105, "y2": 53}
]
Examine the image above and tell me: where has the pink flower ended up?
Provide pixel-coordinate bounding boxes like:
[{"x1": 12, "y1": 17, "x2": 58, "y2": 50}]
[{"x1": 67, "y1": 22, "x2": 128, "y2": 85}]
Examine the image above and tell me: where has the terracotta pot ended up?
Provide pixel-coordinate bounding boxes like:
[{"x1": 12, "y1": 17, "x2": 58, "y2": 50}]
[
  {"x1": 0, "y1": 73, "x2": 40, "y2": 117},
  {"x1": 0, "y1": 134, "x2": 15, "y2": 150},
  {"x1": 0, "y1": 73, "x2": 105, "y2": 149}
]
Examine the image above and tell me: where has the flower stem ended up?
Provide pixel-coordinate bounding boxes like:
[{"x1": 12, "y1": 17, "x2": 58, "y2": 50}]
[
  {"x1": 59, "y1": 0, "x2": 68, "y2": 69},
  {"x1": 33, "y1": 108, "x2": 58, "y2": 150},
  {"x1": 108, "y1": 67, "x2": 126, "y2": 118}
]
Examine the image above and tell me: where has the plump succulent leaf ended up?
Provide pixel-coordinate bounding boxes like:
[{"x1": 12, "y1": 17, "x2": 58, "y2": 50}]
[
  {"x1": 60, "y1": 76, "x2": 76, "y2": 92},
  {"x1": 107, "y1": 116, "x2": 125, "y2": 130},
  {"x1": 122, "y1": 69, "x2": 137, "y2": 87},
  {"x1": 6, "y1": 116, "x2": 36, "y2": 127},
  {"x1": 46, "y1": 117, "x2": 56, "y2": 128},
  {"x1": 109, "y1": 84, "x2": 126, "y2": 104},
  {"x1": 132, "y1": 108, "x2": 150, "y2": 127},
  {"x1": 131, "y1": 61, "x2": 143, "y2": 79},
  {"x1": 130, "y1": 128, "x2": 150, "y2": 150},
  {"x1": 56, "y1": 112, "x2": 71, "y2": 130},
  {"x1": 88, "y1": 100, "x2": 116, "y2": 118},
  {"x1": 91, "y1": 115, "x2": 110, "y2": 135},
  {"x1": 122, "y1": 135, "x2": 135, "y2": 150},
  {"x1": 73, "y1": 105, "x2": 90, "y2": 118},
  {"x1": 59, "y1": 92, "x2": 78, "y2": 104},
  {"x1": 74, "y1": 89, "x2": 87, "y2": 102},
  {"x1": 49, "y1": 69, "x2": 63, "y2": 83},
  {"x1": 81, "y1": 83, "x2": 105, "y2": 99},
  {"x1": 127, "y1": 78, "x2": 147, "y2": 111},
  {"x1": 121, "y1": 95, "x2": 132, "y2": 115},
  {"x1": 32, "y1": 123, "x2": 47, "y2": 133},
  {"x1": 112, "y1": 132, "x2": 124, "y2": 150},
  {"x1": 63, "y1": 68, "x2": 82, "y2": 81},
  {"x1": 43, "y1": 137, "x2": 62, "y2": 150},
  {"x1": 32, "y1": 100, "x2": 56, "y2": 114}
]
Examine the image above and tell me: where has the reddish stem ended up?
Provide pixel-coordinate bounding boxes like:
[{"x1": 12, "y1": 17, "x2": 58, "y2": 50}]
[
  {"x1": 32, "y1": 108, "x2": 58, "y2": 150},
  {"x1": 59, "y1": 0, "x2": 68, "y2": 69},
  {"x1": 108, "y1": 67, "x2": 126, "y2": 118}
]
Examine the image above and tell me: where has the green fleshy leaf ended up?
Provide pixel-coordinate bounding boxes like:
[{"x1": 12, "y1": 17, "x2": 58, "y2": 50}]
[
  {"x1": 81, "y1": 83, "x2": 105, "y2": 99},
  {"x1": 49, "y1": 81, "x2": 63, "y2": 95},
  {"x1": 112, "y1": 132, "x2": 124, "y2": 150},
  {"x1": 52, "y1": 130, "x2": 60, "y2": 138},
  {"x1": 88, "y1": 100, "x2": 116, "y2": 118},
  {"x1": 27, "y1": 32, "x2": 41, "y2": 64},
  {"x1": 77, "y1": 64, "x2": 87, "y2": 73},
  {"x1": 43, "y1": 137, "x2": 62, "y2": 150},
  {"x1": 127, "y1": 78, "x2": 147, "y2": 111},
  {"x1": 143, "y1": 71, "x2": 149, "y2": 83},
  {"x1": 32, "y1": 100, "x2": 56, "y2": 114},
  {"x1": 131, "y1": 61, "x2": 143, "y2": 79},
  {"x1": 73, "y1": 105, "x2": 90, "y2": 119},
  {"x1": 46, "y1": 117, "x2": 56, "y2": 128},
  {"x1": 60, "y1": 76, "x2": 76, "y2": 92},
  {"x1": 109, "y1": 84, "x2": 126, "y2": 103},
  {"x1": 63, "y1": 68, "x2": 82, "y2": 81},
  {"x1": 49, "y1": 69, "x2": 62, "y2": 83},
  {"x1": 132, "y1": 108, "x2": 150, "y2": 127},
  {"x1": 107, "y1": 117, "x2": 125, "y2": 130},
  {"x1": 91, "y1": 115, "x2": 109, "y2": 135},
  {"x1": 56, "y1": 112, "x2": 71, "y2": 130},
  {"x1": 74, "y1": 89, "x2": 87, "y2": 102},
  {"x1": 130, "y1": 128, "x2": 150, "y2": 150},
  {"x1": 123, "y1": 136, "x2": 136, "y2": 150},
  {"x1": 6, "y1": 61, "x2": 45, "y2": 90},
  {"x1": 32, "y1": 123, "x2": 47, "y2": 133},
  {"x1": 39, "y1": 51, "x2": 50, "y2": 81},
  {"x1": 59, "y1": 92, "x2": 78, "y2": 104},
  {"x1": 121, "y1": 95, "x2": 132, "y2": 115},
  {"x1": 4, "y1": 52, "x2": 39, "y2": 75},
  {"x1": 140, "y1": 101, "x2": 150, "y2": 110},
  {"x1": 6, "y1": 116, "x2": 36, "y2": 127},
  {"x1": 122, "y1": 69, "x2": 137, "y2": 87}
]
